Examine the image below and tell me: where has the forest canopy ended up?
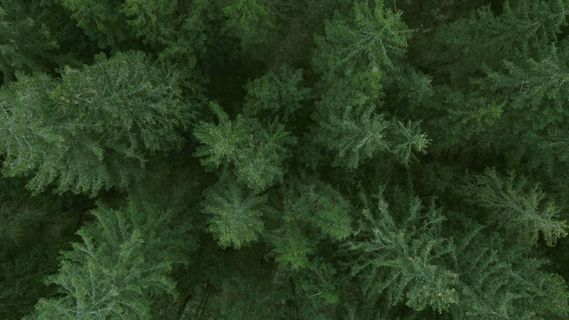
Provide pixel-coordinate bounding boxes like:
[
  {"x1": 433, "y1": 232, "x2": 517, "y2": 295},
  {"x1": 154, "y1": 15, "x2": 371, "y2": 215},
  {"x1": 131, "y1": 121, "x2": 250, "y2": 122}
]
[{"x1": 1, "y1": 0, "x2": 569, "y2": 319}]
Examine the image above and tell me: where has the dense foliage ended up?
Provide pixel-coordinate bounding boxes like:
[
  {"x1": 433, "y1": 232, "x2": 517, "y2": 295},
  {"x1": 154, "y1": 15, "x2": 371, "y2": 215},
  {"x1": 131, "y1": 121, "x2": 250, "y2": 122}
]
[{"x1": 1, "y1": 0, "x2": 569, "y2": 319}]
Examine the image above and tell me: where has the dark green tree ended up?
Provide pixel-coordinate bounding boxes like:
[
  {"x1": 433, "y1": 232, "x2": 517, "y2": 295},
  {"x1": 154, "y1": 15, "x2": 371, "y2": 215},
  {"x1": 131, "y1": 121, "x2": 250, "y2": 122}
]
[
  {"x1": 0, "y1": 52, "x2": 189, "y2": 194},
  {"x1": 30, "y1": 199, "x2": 192, "y2": 320},
  {"x1": 202, "y1": 176, "x2": 267, "y2": 249},
  {"x1": 0, "y1": 0, "x2": 93, "y2": 83},
  {"x1": 194, "y1": 103, "x2": 295, "y2": 191},
  {"x1": 464, "y1": 169, "x2": 567, "y2": 246},
  {"x1": 343, "y1": 190, "x2": 458, "y2": 314}
]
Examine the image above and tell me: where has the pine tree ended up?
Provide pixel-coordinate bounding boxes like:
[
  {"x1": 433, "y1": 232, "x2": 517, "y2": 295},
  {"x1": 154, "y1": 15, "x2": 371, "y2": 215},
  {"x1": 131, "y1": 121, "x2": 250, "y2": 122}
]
[
  {"x1": 343, "y1": 190, "x2": 459, "y2": 313},
  {"x1": 122, "y1": 0, "x2": 221, "y2": 85},
  {"x1": 464, "y1": 169, "x2": 567, "y2": 246},
  {"x1": 450, "y1": 227, "x2": 569, "y2": 319},
  {"x1": 194, "y1": 103, "x2": 295, "y2": 191},
  {"x1": 311, "y1": 0, "x2": 428, "y2": 169},
  {"x1": 0, "y1": 0, "x2": 92, "y2": 83},
  {"x1": 287, "y1": 182, "x2": 353, "y2": 241},
  {"x1": 222, "y1": 0, "x2": 277, "y2": 54},
  {"x1": 30, "y1": 199, "x2": 192, "y2": 320},
  {"x1": 314, "y1": 0, "x2": 410, "y2": 75},
  {"x1": 314, "y1": 102, "x2": 389, "y2": 168},
  {"x1": 0, "y1": 178, "x2": 81, "y2": 320},
  {"x1": 59, "y1": 0, "x2": 135, "y2": 48},
  {"x1": 0, "y1": 52, "x2": 189, "y2": 194},
  {"x1": 427, "y1": 0, "x2": 569, "y2": 81},
  {"x1": 312, "y1": 100, "x2": 429, "y2": 168},
  {"x1": 202, "y1": 177, "x2": 267, "y2": 249},
  {"x1": 477, "y1": 46, "x2": 569, "y2": 168},
  {"x1": 243, "y1": 65, "x2": 311, "y2": 122},
  {"x1": 483, "y1": 48, "x2": 569, "y2": 112},
  {"x1": 121, "y1": 0, "x2": 180, "y2": 44},
  {"x1": 425, "y1": 87, "x2": 504, "y2": 150}
]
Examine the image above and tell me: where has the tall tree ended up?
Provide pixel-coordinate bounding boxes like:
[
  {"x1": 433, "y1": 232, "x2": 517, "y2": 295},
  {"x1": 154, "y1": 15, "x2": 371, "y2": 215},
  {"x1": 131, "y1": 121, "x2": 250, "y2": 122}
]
[{"x1": 0, "y1": 52, "x2": 190, "y2": 194}]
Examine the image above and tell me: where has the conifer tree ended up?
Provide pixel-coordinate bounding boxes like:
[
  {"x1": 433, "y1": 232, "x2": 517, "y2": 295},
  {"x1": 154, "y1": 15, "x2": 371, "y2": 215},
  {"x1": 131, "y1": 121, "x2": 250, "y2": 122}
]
[
  {"x1": 311, "y1": 0, "x2": 428, "y2": 169},
  {"x1": 30, "y1": 199, "x2": 192, "y2": 320},
  {"x1": 312, "y1": 84, "x2": 429, "y2": 168},
  {"x1": 428, "y1": 0, "x2": 569, "y2": 80},
  {"x1": 450, "y1": 227, "x2": 569, "y2": 319},
  {"x1": 194, "y1": 103, "x2": 295, "y2": 191},
  {"x1": 59, "y1": 0, "x2": 134, "y2": 48},
  {"x1": 0, "y1": 52, "x2": 189, "y2": 194},
  {"x1": 265, "y1": 178, "x2": 353, "y2": 272},
  {"x1": 0, "y1": 178, "x2": 81, "y2": 319},
  {"x1": 243, "y1": 65, "x2": 311, "y2": 122},
  {"x1": 480, "y1": 47, "x2": 569, "y2": 167},
  {"x1": 202, "y1": 176, "x2": 267, "y2": 249},
  {"x1": 343, "y1": 191, "x2": 458, "y2": 313},
  {"x1": 314, "y1": 0, "x2": 410, "y2": 74},
  {"x1": 121, "y1": 0, "x2": 180, "y2": 43},
  {"x1": 464, "y1": 169, "x2": 568, "y2": 246},
  {"x1": 314, "y1": 102, "x2": 390, "y2": 168},
  {"x1": 222, "y1": 0, "x2": 277, "y2": 53},
  {"x1": 0, "y1": 0, "x2": 92, "y2": 83}
]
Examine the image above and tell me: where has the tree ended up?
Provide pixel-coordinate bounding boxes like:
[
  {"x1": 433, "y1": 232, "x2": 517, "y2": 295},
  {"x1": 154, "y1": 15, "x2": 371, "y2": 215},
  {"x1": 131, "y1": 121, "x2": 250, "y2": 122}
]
[
  {"x1": 343, "y1": 190, "x2": 459, "y2": 313},
  {"x1": 202, "y1": 177, "x2": 267, "y2": 249},
  {"x1": 194, "y1": 103, "x2": 295, "y2": 191},
  {"x1": 479, "y1": 47, "x2": 569, "y2": 167},
  {"x1": 425, "y1": 87, "x2": 504, "y2": 150},
  {"x1": 0, "y1": 52, "x2": 189, "y2": 194},
  {"x1": 222, "y1": 0, "x2": 278, "y2": 54},
  {"x1": 312, "y1": 100, "x2": 429, "y2": 168},
  {"x1": 122, "y1": 0, "x2": 180, "y2": 44},
  {"x1": 464, "y1": 169, "x2": 567, "y2": 246},
  {"x1": 313, "y1": 102, "x2": 390, "y2": 168},
  {"x1": 243, "y1": 65, "x2": 311, "y2": 122},
  {"x1": 426, "y1": 0, "x2": 569, "y2": 81},
  {"x1": 30, "y1": 199, "x2": 192, "y2": 320},
  {"x1": 59, "y1": 0, "x2": 134, "y2": 48},
  {"x1": 311, "y1": 0, "x2": 428, "y2": 169},
  {"x1": 450, "y1": 227, "x2": 569, "y2": 319},
  {"x1": 314, "y1": 0, "x2": 410, "y2": 75},
  {"x1": 0, "y1": 178, "x2": 82, "y2": 320},
  {"x1": 0, "y1": 0, "x2": 92, "y2": 83}
]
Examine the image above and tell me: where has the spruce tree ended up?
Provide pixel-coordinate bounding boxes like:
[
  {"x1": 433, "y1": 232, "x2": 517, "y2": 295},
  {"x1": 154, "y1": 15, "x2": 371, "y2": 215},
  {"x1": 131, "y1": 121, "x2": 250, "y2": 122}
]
[
  {"x1": 30, "y1": 199, "x2": 192, "y2": 320},
  {"x1": 464, "y1": 169, "x2": 567, "y2": 246},
  {"x1": 0, "y1": 52, "x2": 189, "y2": 194},
  {"x1": 343, "y1": 191, "x2": 458, "y2": 314}
]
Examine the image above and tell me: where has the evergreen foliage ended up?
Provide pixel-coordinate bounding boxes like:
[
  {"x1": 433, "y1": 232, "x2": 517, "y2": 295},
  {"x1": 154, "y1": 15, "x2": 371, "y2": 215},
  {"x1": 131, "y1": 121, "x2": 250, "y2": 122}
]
[
  {"x1": 344, "y1": 191, "x2": 458, "y2": 313},
  {"x1": 243, "y1": 65, "x2": 310, "y2": 121},
  {"x1": 0, "y1": 178, "x2": 82, "y2": 319},
  {"x1": 31, "y1": 199, "x2": 191, "y2": 320},
  {"x1": 194, "y1": 103, "x2": 294, "y2": 191},
  {"x1": 59, "y1": 0, "x2": 133, "y2": 48},
  {"x1": 427, "y1": 0, "x2": 569, "y2": 80},
  {"x1": 222, "y1": 0, "x2": 276, "y2": 52},
  {"x1": 0, "y1": 52, "x2": 188, "y2": 194},
  {"x1": 1, "y1": 0, "x2": 569, "y2": 319},
  {"x1": 314, "y1": 102, "x2": 390, "y2": 168},
  {"x1": 315, "y1": 0, "x2": 410, "y2": 74},
  {"x1": 450, "y1": 228, "x2": 569, "y2": 319},
  {"x1": 464, "y1": 169, "x2": 567, "y2": 246},
  {"x1": 203, "y1": 177, "x2": 267, "y2": 249},
  {"x1": 0, "y1": 0, "x2": 92, "y2": 83}
]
